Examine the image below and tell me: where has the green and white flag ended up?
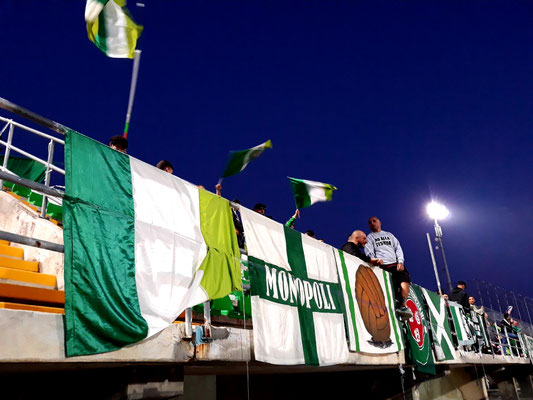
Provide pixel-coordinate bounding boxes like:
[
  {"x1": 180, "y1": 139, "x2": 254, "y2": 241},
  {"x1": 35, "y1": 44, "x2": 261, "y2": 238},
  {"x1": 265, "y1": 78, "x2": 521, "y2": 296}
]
[
  {"x1": 220, "y1": 140, "x2": 272, "y2": 179},
  {"x1": 63, "y1": 131, "x2": 241, "y2": 356},
  {"x1": 86, "y1": 0, "x2": 143, "y2": 59},
  {"x1": 288, "y1": 177, "x2": 337, "y2": 209},
  {"x1": 241, "y1": 208, "x2": 349, "y2": 366},
  {"x1": 335, "y1": 250, "x2": 403, "y2": 354},
  {"x1": 421, "y1": 288, "x2": 457, "y2": 360},
  {"x1": 469, "y1": 311, "x2": 490, "y2": 349},
  {"x1": 448, "y1": 302, "x2": 474, "y2": 347},
  {"x1": 405, "y1": 284, "x2": 435, "y2": 374}
]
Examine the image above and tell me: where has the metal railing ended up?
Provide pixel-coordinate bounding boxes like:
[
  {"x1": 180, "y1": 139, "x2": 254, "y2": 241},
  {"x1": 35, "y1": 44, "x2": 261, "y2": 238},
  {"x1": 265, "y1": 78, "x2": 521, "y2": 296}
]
[{"x1": 0, "y1": 115, "x2": 65, "y2": 219}]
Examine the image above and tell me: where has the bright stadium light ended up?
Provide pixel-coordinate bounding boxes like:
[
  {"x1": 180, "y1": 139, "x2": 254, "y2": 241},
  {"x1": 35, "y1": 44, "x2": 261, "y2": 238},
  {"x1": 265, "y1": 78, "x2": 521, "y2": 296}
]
[
  {"x1": 426, "y1": 201, "x2": 450, "y2": 220},
  {"x1": 425, "y1": 201, "x2": 453, "y2": 293}
]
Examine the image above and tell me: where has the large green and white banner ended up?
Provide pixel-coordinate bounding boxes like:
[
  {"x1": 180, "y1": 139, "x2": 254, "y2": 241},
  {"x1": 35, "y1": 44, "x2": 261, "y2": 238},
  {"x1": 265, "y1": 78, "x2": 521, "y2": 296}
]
[
  {"x1": 421, "y1": 288, "x2": 457, "y2": 360},
  {"x1": 448, "y1": 302, "x2": 475, "y2": 346},
  {"x1": 241, "y1": 208, "x2": 349, "y2": 366},
  {"x1": 63, "y1": 131, "x2": 241, "y2": 356},
  {"x1": 405, "y1": 284, "x2": 435, "y2": 374},
  {"x1": 335, "y1": 250, "x2": 404, "y2": 354}
]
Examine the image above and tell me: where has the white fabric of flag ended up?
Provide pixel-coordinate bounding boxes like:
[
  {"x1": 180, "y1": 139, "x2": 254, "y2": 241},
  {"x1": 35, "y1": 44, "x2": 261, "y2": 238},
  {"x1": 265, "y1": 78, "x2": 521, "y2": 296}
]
[{"x1": 240, "y1": 207, "x2": 349, "y2": 366}]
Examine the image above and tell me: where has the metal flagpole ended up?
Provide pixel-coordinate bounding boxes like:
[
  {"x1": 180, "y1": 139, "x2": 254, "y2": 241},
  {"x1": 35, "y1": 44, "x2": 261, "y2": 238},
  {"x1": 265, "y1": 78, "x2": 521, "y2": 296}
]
[
  {"x1": 123, "y1": 49, "x2": 142, "y2": 138},
  {"x1": 511, "y1": 291, "x2": 523, "y2": 321},
  {"x1": 426, "y1": 233, "x2": 442, "y2": 294}
]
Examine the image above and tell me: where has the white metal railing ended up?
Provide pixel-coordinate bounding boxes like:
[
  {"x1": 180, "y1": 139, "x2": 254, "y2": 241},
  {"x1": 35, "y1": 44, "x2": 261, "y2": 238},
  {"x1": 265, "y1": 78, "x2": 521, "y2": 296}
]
[{"x1": 0, "y1": 116, "x2": 65, "y2": 219}]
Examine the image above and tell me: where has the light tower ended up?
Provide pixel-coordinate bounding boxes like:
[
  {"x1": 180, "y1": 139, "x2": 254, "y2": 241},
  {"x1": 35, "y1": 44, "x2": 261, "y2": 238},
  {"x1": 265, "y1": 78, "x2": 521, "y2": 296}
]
[{"x1": 426, "y1": 201, "x2": 453, "y2": 293}]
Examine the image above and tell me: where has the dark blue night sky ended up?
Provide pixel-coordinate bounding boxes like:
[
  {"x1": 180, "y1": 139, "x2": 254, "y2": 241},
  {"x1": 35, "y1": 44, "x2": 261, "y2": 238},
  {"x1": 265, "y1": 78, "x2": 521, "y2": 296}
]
[{"x1": 2, "y1": 1, "x2": 532, "y2": 301}]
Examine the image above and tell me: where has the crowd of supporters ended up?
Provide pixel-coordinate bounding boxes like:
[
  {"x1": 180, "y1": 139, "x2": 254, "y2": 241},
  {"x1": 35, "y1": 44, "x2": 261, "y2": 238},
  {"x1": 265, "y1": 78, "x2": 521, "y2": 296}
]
[
  {"x1": 439, "y1": 281, "x2": 526, "y2": 357},
  {"x1": 110, "y1": 135, "x2": 528, "y2": 358}
]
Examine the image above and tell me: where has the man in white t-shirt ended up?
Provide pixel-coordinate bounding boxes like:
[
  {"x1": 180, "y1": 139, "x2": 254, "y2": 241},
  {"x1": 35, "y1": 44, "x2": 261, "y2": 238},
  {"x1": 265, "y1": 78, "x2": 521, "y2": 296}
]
[{"x1": 365, "y1": 216, "x2": 412, "y2": 319}]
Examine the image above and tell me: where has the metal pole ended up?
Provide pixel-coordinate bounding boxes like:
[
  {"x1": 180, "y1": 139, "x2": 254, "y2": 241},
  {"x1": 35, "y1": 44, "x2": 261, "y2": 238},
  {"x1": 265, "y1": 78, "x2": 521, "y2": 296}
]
[
  {"x1": 511, "y1": 291, "x2": 523, "y2": 322},
  {"x1": 0, "y1": 170, "x2": 64, "y2": 199},
  {"x1": 0, "y1": 97, "x2": 69, "y2": 135},
  {"x1": 40, "y1": 140, "x2": 55, "y2": 218},
  {"x1": 476, "y1": 279, "x2": 485, "y2": 306},
  {"x1": 434, "y1": 219, "x2": 453, "y2": 293},
  {"x1": 483, "y1": 281, "x2": 494, "y2": 311},
  {"x1": 493, "y1": 284, "x2": 503, "y2": 313},
  {"x1": 0, "y1": 230, "x2": 64, "y2": 253},
  {"x1": 184, "y1": 308, "x2": 193, "y2": 339},
  {"x1": 123, "y1": 50, "x2": 142, "y2": 138},
  {"x1": 523, "y1": 296, "x2": 532, "y2": 324},
  {"x1": 0, "y1": 122, "x2": 14, "y2": 189},
  {"x1": 426, "y1": 233, "x2": 442, "y2": 294}
]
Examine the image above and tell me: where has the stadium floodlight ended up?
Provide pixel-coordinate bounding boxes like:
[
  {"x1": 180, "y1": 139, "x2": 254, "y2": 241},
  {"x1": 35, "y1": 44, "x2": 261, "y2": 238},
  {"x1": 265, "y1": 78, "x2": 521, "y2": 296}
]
[
  {"x1": 426, "y1": 201, "x2": 450, "y2": 221},
  {"x1": 425, "y1": 201, "x2": 453, "y2": 293}
]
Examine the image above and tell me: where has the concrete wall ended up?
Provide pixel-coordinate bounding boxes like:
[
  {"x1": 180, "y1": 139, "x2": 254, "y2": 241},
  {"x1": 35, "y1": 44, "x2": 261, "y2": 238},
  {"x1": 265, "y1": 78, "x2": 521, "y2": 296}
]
[{"x1": 0, "y1": 191, "x2": 64, "y2": 289}]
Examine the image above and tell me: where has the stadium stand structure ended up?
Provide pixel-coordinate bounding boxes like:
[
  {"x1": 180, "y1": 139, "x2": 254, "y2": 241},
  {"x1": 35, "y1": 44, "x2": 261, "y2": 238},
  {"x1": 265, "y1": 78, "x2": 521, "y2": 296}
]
[{"x1": 0, "y1": 98, "x2": 531, "y2": 400}]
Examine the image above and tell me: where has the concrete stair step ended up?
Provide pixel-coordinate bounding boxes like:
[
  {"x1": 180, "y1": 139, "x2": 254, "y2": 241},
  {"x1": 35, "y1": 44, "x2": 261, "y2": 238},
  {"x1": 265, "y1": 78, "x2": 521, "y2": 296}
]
[
  {"x1": 0, "y1": 282, "x2": 64, "y2": 306},
  {"x1": 0, "y1": 240, "x2": 10, "y2": 246},
  {"x1": 0, "y1": 256, "x2": 39, "y2": 272},
  {"x1": 0, "y1": 301, "x2": 64, "y2": 315},
  {"x1": 0, "y1": 266, "x2": 56, "y2": 289},
  {"x1": 0, "y1": 244, "x2": 24, "y2": 259}
]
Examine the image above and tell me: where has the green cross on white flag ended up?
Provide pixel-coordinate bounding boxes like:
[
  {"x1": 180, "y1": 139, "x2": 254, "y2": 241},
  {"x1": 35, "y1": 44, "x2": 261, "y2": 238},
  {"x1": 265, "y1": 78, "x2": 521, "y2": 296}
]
[
  {"x1": 421, "y1": 287, "x2": 457, "y2": 360},
  {"x1": 241, "y1": 208, "x2": 349, "y2": 366},
  {"x1": 448, "y1": 302, "x2": 475, "y2": 346}
]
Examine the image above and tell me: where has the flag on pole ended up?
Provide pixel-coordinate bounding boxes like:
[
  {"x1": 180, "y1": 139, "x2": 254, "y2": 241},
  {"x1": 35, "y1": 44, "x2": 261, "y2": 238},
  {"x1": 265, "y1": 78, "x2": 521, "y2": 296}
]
[
  {"x1": 448, "y1": 302, "x2": 475, "y2": 346},
  {"x1": 220, "y1": 140, "x2": 272, "y2": 179},
  {"x1": 288, "y1": 177, "x2": 337, "y2": 209},
  {"x1": 405, "y1": 284, "x2": 436, "y2": 374},
  {"x1": 86, "y1": 0, "x2": 143, "y2": 59},
  {"x1": 63, "y1": 131, "x2": 241, "y2": 356},
  {"x1": 421, "y1": 288, "x2": 457, "y2": 360},
  {"x1": 335, "y1": 250, "x2": 404, "y2": 354},
  {"x1": 240, "y1": 207, "x2": 349, "y2": 366}
]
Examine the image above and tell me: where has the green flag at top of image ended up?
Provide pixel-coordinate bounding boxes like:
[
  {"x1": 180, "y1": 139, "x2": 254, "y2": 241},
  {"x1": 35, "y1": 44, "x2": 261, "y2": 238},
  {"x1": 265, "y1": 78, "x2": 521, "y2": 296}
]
[
  {"x1": 221, "y1": 140, "x2": 273, "y2": 178},
  {"x1": 288, "y1": 177, "x2": 337, "y2": 209}
]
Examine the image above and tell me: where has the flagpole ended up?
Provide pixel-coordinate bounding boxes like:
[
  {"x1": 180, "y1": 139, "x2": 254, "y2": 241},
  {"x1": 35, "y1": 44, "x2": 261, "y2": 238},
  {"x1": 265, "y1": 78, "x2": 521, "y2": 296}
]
[{"x1": 123, "y1": 49, "x2": 142, "y2": 138}]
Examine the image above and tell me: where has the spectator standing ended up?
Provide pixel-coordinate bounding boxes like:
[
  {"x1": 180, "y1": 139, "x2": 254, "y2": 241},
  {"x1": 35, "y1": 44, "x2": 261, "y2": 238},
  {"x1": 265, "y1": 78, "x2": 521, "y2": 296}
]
[
  {"x1": 449, "y1": 281, "x2": 469, "y2": 310},
  {"x1": 109, "y1": 135, "x2": 128, "y2": 153},
  {"x1": 341, "y1": 230, "x2": 383, "y2": 266},
  {"x1": 365, "y1": 216, "x2": 412, "y2": 319},
  {"x1": 156, "y1": 160, "x2": 174, "y2": 174}
]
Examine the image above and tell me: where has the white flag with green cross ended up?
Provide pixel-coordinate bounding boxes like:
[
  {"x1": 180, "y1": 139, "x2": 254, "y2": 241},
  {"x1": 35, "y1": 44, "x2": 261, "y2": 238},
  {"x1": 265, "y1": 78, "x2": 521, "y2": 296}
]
[
  {"x1": 240, "y1": 208, "x2": 349, "y2": 366},
  {"x1": 421, "y1": 287, "x2": 457, "y2": 360},
  {"x1": 448, "y1": 301, "x2": 475, "y2": 346},
  {"x1": 335, "y1": 250, "x2": 404, "y2": 354}
]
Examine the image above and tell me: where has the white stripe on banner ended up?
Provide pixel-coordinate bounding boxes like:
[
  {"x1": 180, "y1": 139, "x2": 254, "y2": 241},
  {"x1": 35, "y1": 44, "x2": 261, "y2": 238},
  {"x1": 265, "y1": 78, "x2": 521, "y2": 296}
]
[{"x1": 130, "y1": 158, "x2": 208, "y2": 337}]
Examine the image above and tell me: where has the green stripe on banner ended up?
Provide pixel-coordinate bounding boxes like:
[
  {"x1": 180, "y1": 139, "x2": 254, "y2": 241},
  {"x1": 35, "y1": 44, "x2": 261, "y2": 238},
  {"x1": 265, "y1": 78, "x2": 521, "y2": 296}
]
[
  {"x1": 450, "y1": 307, "x2": 463, "y2": 341},
  {"x1": 383, "y1": 270, "x2": 401, "y2": 349},
  {"x1": 63, "y1": 131, "x2": 147, "y2": 357},
  {"x1": 284, "y1": 226, "x2": 319, "y2": 366},
  {"x1": 338, "y1": 250, "x2": 360, "y2": 351}
]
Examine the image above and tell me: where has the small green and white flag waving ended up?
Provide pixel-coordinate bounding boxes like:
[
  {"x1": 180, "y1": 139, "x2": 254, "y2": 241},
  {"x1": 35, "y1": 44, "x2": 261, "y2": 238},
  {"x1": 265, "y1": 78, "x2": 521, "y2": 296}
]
[
  {"x1": 220, "y1": 140, "x2": 273, "y2": 179},
  {"x1": 288, "y1": 177, "x2": 337, "y2": 209},
  {"x1": 85, "y1": 0, "x2": 143, "y2": 59}
]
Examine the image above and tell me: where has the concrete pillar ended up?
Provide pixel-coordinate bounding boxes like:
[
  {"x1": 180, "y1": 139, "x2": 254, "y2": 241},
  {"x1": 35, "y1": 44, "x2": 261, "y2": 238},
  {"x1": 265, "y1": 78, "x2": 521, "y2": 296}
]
[
  {"x1": 515, "y1": 374, "x2": 533, "y2": 399},
  {"x1": 183, "y1": 375, "x2": 216, "y2": 400},
  {"x1": 496, "y1": 378, "x2": 519, "y2": 400}
]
